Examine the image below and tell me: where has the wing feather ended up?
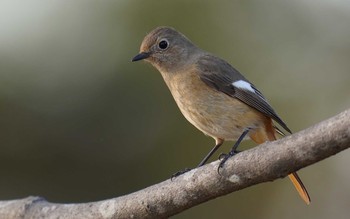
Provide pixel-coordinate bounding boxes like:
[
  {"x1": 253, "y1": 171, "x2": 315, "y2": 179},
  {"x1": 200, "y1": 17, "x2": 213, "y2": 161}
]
[{"x1": 197, "y1": 54, "x2": 291, "y2": 133}]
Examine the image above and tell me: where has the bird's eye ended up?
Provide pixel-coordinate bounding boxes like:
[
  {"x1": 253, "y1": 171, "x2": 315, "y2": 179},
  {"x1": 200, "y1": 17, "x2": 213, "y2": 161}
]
[{"x1": 158, "y1": 39, "x2": 169, "y2": 50}]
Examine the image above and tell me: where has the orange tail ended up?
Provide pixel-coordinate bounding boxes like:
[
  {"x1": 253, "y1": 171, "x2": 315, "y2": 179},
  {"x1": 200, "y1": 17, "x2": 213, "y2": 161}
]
[{"x1": 249, "y1": 118, "x2": 311, "y2": 205}]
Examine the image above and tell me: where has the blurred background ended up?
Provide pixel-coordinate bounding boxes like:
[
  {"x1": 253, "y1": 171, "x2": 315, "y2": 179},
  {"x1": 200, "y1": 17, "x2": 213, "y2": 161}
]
[{"x1": 0, "y1": 0, "x2": 349, "y2": 218}]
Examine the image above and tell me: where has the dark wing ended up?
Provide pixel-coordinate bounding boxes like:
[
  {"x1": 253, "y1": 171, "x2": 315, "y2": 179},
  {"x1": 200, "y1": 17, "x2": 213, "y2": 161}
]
[{"x1": 197, "y1": 54, "x2": 291, "y2": 133}]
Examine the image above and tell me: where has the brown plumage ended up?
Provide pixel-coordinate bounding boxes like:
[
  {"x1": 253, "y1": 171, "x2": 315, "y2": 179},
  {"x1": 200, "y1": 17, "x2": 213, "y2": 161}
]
[{"x1": 132, "y1": 26, "x2": 310, "y2": 204}]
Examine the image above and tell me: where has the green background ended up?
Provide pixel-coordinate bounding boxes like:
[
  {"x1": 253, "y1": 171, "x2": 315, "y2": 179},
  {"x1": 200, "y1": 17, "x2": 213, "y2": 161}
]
[{"x1": 1, "y1": 0, "x2": 350, "y2": 218}]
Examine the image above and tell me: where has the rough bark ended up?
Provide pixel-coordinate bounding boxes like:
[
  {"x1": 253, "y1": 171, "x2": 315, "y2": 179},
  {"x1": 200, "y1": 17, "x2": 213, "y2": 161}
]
[{"x1": 0, "y1": 109, "x2": 349, "y2": 219}]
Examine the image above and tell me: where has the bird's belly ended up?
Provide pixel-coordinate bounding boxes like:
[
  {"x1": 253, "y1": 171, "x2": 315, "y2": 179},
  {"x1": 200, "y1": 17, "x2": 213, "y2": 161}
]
[{"x1": 169, "y1": 76, "x2": 265, "y2": 141}]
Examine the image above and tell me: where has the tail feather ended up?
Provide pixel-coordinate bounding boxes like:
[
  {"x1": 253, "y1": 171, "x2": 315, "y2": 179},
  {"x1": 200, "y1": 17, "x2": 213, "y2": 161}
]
[
  {"x1": 288, "y1": 172, "x2": 311, "y2": 205},
  {"x1": 249, "y1": 118, "x2": 311, "y2": 205}
]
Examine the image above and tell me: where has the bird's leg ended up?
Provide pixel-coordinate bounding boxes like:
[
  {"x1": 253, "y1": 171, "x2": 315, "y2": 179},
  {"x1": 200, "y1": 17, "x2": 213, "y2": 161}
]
[
  {"x1": 197, "y1": 138, "x2": 224, "y2": 167},
  {"x1": 218, "y1": 128, "x2": 250, "y2": 172},
  {"x1": 171, "y1": 139, "x2": 224, "y2": 180}
]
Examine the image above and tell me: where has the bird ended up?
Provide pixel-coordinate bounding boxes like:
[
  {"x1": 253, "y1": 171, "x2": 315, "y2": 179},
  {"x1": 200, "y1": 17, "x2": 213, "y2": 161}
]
[{"x1": 132, "y1": 26, "x2": 310, "y2": 204}]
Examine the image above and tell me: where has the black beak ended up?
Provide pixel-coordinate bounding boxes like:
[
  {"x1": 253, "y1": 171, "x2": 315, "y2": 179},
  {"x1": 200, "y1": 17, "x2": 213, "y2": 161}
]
[{"x1": 132, "y1": 52, "x2": 150, "y2": 62}]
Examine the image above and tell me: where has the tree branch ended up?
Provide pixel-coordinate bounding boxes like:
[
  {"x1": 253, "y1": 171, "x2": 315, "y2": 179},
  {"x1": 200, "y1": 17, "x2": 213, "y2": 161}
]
[{"x1": 1, "y1": 109, "x2": 349, "y2": 219}]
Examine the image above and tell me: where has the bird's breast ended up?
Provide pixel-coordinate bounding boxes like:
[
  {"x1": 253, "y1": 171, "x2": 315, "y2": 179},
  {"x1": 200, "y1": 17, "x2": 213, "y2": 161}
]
[{"x1": 162, "y1": 69, "x2": 266, "y2": 141}]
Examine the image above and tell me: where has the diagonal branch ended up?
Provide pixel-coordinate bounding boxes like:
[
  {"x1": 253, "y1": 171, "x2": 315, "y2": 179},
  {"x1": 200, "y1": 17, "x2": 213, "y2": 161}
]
[{"x1": 1, "y1": 109, "x2": 349, "y2": 219}]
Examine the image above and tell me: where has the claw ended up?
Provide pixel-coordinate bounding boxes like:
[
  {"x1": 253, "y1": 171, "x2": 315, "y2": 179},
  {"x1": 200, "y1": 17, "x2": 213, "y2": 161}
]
[
  {"x1": 217, "y1": 154, "x2": 230, "y2": 174},
  {"x1": 217, "y1": 150, "x2": 241, "y2": 174},
  {"x1": 171, "y1": 168, "x2": 192, "y2": 181},
  {"x1": 218, "y1": 153, "x2": 227, "y2": 160}
]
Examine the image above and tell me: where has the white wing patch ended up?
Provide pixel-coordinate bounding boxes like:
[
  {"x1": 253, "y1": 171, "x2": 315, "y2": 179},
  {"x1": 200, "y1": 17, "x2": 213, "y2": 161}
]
[{"x1": 232, "y1": 80, "x2": 255, "y2": 93}]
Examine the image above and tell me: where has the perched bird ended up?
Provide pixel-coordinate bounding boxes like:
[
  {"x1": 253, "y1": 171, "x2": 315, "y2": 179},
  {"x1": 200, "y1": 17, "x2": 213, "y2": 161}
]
[{"x1": 132, "y1": 26, "x2": 310, "y2": 204}]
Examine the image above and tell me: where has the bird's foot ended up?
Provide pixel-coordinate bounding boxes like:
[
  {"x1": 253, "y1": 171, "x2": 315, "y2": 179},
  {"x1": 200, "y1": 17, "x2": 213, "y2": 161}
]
[
  {"x1": 171, "y1": 168, "x2": 192, "y2": 180},
  {"x1": 217, "y1": 150, "x2": 240, "y2": 174}
]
